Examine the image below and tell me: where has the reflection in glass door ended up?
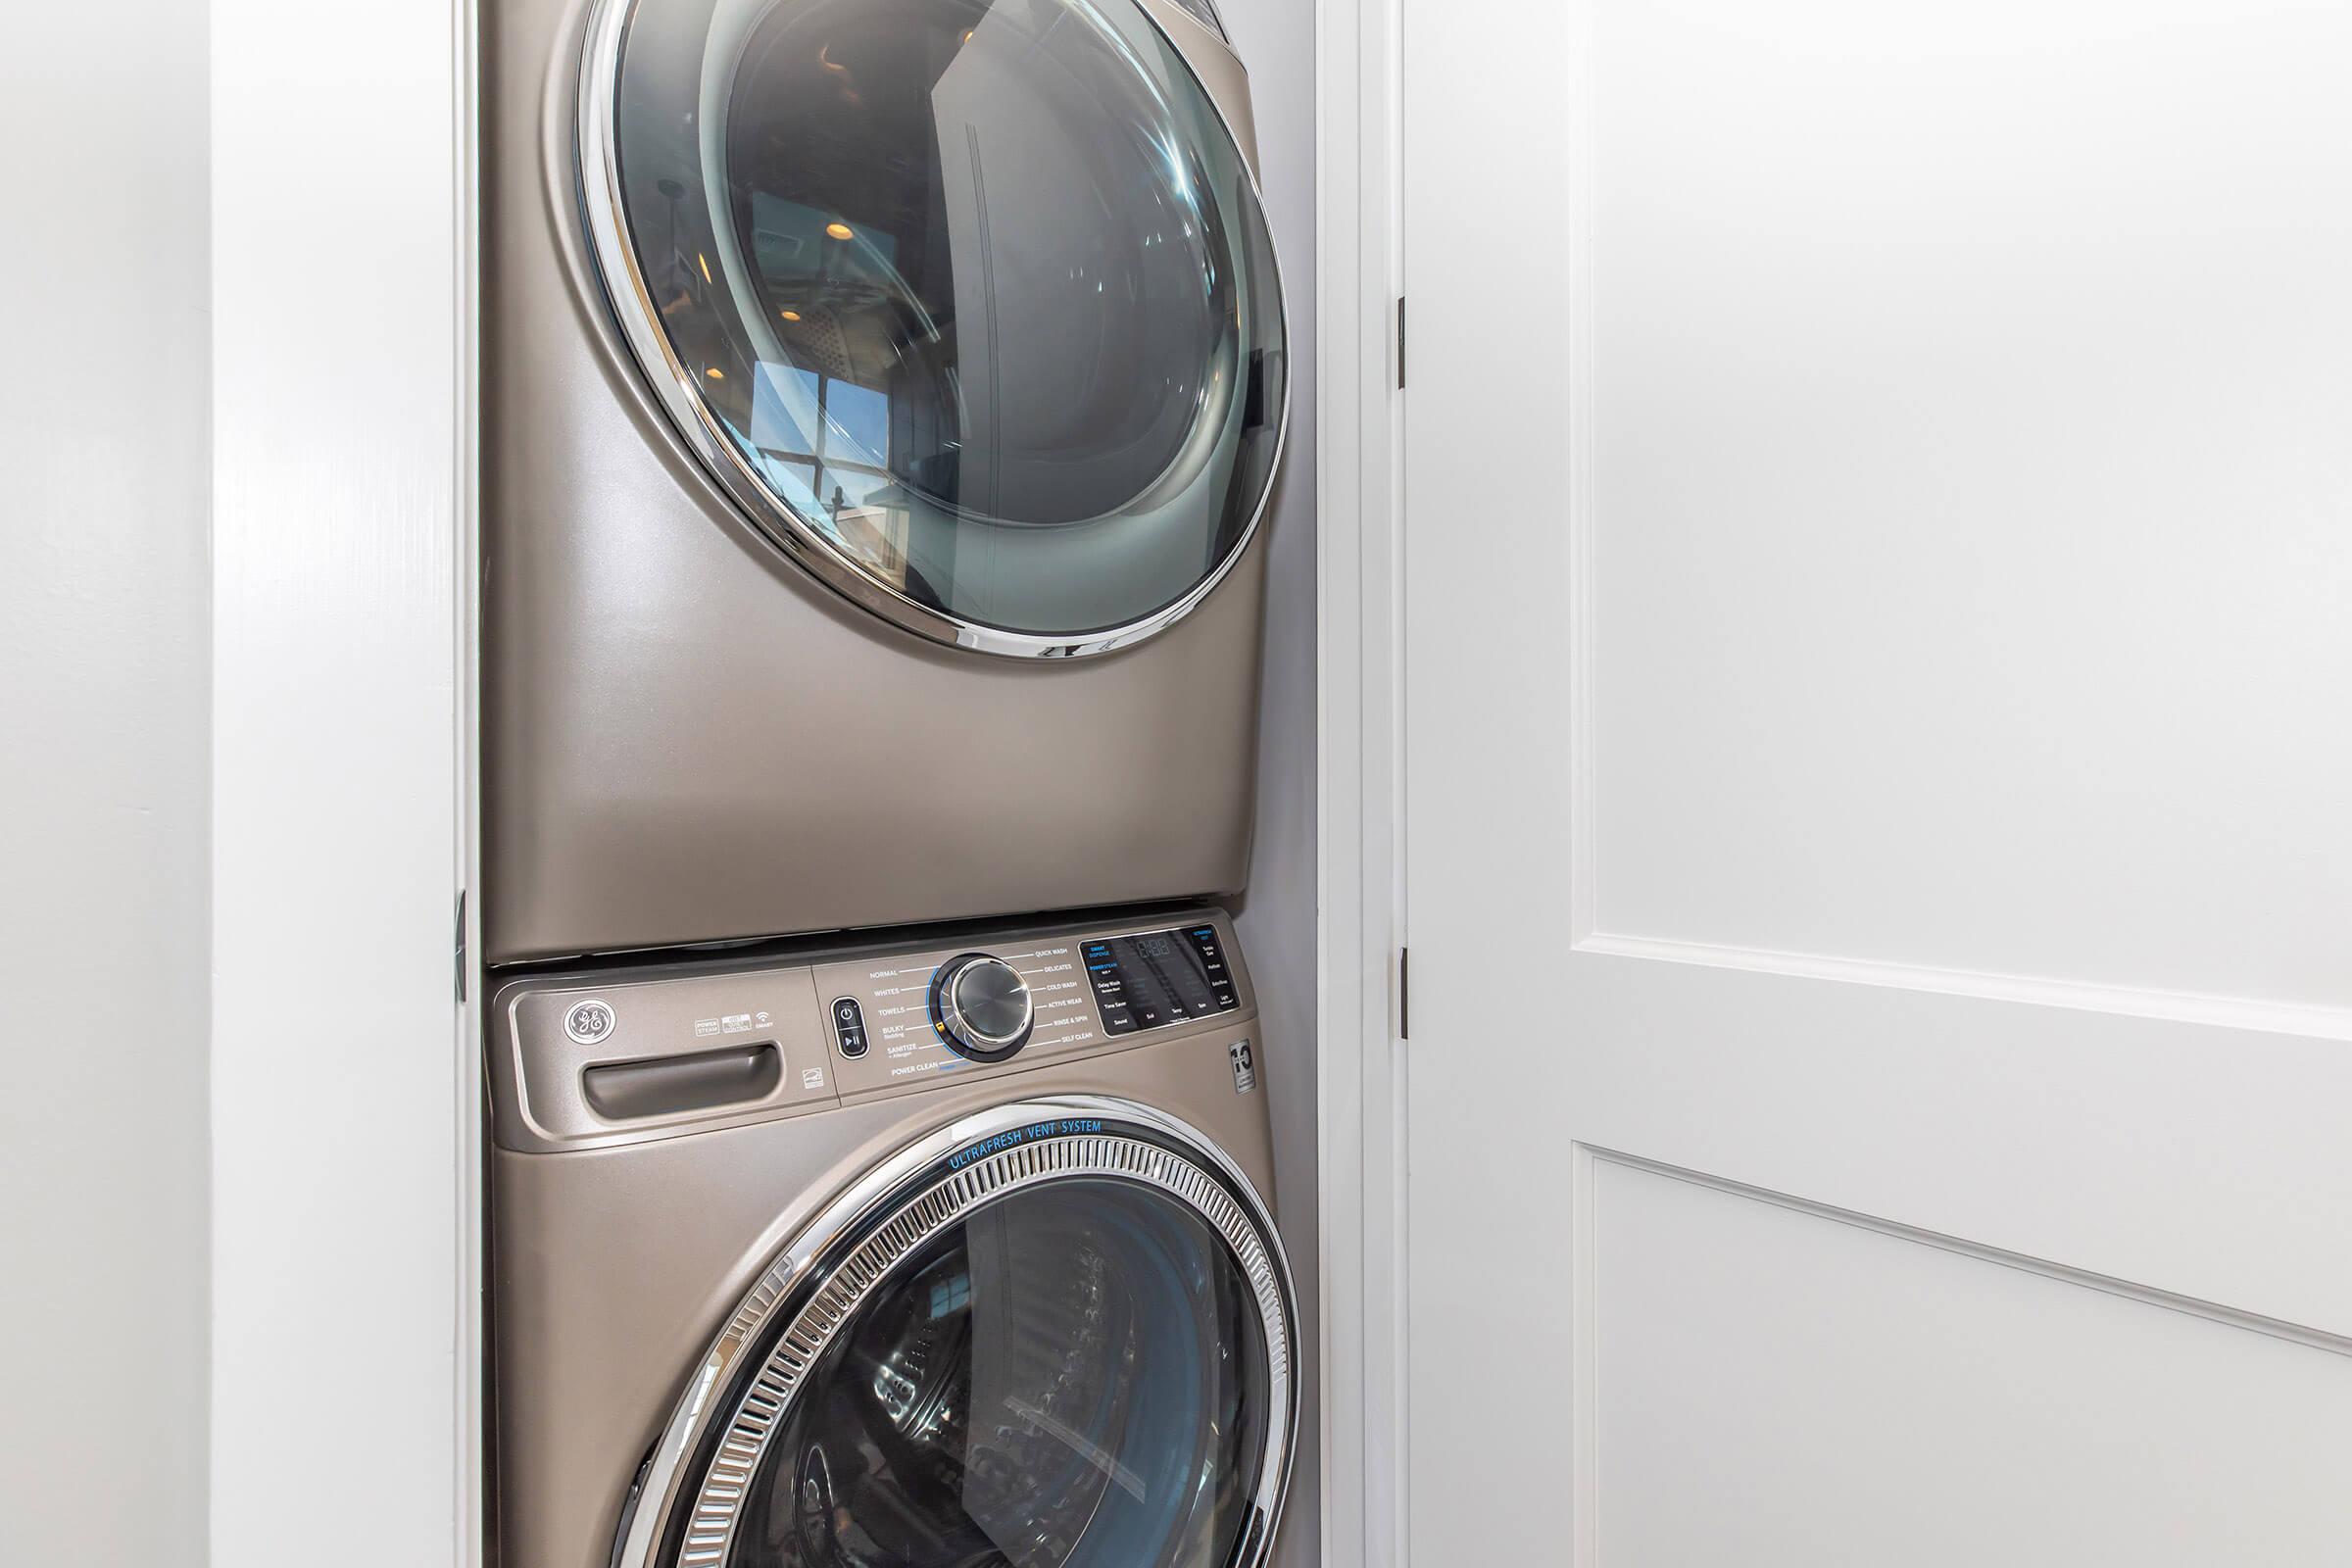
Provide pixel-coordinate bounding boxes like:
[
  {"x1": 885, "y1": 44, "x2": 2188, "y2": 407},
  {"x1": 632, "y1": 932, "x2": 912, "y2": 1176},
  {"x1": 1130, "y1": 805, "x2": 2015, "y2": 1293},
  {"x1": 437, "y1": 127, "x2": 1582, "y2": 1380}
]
[{"x1": 585, "y1": 0, "x2": 1289, "y2": 649}]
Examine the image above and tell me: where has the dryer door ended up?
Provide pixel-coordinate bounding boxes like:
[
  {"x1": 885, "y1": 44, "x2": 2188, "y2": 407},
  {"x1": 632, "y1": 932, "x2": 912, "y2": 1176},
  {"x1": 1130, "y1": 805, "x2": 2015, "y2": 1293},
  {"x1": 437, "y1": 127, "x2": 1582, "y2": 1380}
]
[
  {"x1": 615, "y1": 1101, "x2": 1297, "y2": 1568},
  {"x1": 580, "y1": 0, "x2": 1289, "y2": 656}
]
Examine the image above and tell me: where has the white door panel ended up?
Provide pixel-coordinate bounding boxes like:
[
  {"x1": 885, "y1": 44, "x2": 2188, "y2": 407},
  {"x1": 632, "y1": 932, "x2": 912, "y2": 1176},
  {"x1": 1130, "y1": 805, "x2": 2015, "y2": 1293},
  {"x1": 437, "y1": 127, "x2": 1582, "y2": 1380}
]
[
  {"x1": 1399, "y1": 0, "x2": 2352, "y2": 1559},
  {"x1": 1580, "y1": 0, "x2": 2352, "y2": 1011},
  {"x1": 1561, "y1": 960, "x2": 2352, "y2": 1330},
  {"x1": 1594, "y1": 1157, "x2": 2352, "y2": 1566}
]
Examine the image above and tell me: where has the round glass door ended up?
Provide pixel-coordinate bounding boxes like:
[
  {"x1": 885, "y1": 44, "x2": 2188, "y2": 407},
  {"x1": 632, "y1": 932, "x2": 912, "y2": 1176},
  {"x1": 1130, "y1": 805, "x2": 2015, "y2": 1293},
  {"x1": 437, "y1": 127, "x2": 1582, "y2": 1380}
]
[
  {"x1": 739, "y1": 1180, "x2": 1265, "y2": 1566},
  {"x1": 623, "y1": 1106, "x2": 1296, "y2": 1568},
  {"x1": 581, "y1": 0, "x2": 1290, "y2": 654}
]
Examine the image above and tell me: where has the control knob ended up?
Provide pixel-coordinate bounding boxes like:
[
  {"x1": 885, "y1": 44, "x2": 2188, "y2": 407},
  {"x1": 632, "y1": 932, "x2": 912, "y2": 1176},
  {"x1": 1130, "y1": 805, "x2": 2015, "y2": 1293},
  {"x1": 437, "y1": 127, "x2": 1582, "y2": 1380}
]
[{"x1": 930, "y1": 954, "x2": 1034, "y2": 1062}]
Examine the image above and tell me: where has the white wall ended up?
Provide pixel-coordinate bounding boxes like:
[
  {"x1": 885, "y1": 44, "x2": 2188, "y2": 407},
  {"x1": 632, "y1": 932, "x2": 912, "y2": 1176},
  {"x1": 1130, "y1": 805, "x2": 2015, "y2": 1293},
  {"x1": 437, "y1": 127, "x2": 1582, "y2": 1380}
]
[
  {"x1": 1222, "y1": 0, "x2": 1320, "y2": 1560},
  {"x1": 0, "y1": 7, "x2": 213, "y2": 1565}
]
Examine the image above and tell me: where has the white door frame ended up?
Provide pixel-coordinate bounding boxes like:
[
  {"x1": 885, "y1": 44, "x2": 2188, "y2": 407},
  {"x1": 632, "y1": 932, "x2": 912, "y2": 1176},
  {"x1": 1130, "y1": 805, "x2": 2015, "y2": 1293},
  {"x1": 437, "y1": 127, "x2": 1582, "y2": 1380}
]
[
  {"x1": 209, "y1": 0, "x2": 484, "y2": 1563},
  {"x1": 1313, "y1": 0, "x2": 1409, "y2": 1558}
]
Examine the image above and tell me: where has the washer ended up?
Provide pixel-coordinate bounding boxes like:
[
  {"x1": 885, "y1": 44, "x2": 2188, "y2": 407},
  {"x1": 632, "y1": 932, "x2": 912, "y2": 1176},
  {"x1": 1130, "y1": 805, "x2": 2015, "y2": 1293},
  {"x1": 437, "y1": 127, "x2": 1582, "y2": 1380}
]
[
  {"x1": 489, "y1": 907, "x2": 1297, "y2": 1568},
  {"x1": 482, "y1": 0, "x2": 1292, "y2": 962}
]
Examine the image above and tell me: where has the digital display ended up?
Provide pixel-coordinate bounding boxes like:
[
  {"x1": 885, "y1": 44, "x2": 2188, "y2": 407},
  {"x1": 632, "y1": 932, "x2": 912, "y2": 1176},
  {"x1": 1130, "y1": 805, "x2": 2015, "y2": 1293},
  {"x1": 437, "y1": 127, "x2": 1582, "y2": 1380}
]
[{"x1": 1081, "y1": 925, "x2": 1241, "y2": 1036}]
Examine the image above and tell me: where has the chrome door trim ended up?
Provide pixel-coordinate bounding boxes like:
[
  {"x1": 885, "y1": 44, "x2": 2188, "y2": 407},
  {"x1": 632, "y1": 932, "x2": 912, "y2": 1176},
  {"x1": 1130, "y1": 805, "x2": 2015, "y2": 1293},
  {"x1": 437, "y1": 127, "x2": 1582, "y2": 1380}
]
[
  {"x1": 610, "y1": 1095, "x2": 1299, "y2": 1568},
  {"x1": 573, "y1": 0, "x2": 1293, "y2": 659}
]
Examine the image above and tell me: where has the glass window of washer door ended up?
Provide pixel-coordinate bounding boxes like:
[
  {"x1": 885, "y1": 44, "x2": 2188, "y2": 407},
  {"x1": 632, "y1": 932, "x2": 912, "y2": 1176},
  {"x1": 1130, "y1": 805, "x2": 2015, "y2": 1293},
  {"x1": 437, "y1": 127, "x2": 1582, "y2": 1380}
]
[
  {"x1": 716, "y1": 1179, "x2": 1272, "y2": 1567},
  {"x1": 605, "y1": 0, "x2": 1288, "y2": 642}
]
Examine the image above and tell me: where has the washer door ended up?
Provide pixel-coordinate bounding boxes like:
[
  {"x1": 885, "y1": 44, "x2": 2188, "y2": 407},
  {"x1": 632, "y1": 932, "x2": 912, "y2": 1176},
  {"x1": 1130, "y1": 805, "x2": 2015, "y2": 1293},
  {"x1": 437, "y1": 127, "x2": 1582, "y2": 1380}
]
[
  {"x1": 615, "y1": 1101, "x2": 1297, "y2": 1568},
  {"x1": 581, "y1": 0, "x2": 1289, "y2": 655}
]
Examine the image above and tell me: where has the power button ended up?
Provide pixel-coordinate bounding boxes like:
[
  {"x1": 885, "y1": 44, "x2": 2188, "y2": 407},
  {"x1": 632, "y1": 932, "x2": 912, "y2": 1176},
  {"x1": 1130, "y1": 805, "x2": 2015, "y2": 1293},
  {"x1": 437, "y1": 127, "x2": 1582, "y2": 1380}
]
[{"x1": 830, "y1": 998, "x2": 869, "y2": 1059}]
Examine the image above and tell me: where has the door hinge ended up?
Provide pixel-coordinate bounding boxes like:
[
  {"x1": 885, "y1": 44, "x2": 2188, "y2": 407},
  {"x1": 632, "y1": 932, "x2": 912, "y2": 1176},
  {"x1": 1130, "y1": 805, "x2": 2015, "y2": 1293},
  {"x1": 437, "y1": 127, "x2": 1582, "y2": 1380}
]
[
  {"x1": 1398, "y1": 947, "x2": 1409, "y2": 1039},
  {"x1": 1396, "y1": 297, "x2": 1406, "y2": 390},
  {"x1": 454, "y1": 889, "x2": 468, "y2": 1004}
]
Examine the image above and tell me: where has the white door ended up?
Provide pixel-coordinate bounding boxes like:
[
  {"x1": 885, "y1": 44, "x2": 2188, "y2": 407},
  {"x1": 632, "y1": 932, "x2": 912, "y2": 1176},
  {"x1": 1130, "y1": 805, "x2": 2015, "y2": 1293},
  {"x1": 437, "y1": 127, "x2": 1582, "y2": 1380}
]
[{"x1": 1398, "y1": 2, "x2": 2352, "y2": 1561}]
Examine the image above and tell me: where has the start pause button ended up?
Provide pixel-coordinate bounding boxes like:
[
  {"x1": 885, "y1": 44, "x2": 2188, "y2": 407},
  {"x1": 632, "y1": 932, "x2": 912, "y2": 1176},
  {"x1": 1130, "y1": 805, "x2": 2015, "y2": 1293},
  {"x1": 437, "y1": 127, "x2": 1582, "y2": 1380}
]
[{"x1": 830, "y1": 997, "x2": 869, "y2": 1058}]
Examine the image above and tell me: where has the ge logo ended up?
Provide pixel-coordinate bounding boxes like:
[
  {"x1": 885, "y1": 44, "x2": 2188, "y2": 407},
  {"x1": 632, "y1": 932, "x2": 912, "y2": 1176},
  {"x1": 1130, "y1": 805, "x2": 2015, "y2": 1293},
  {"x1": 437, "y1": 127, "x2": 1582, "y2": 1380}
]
[{"x1": 564, "y1": 999, "x2": 616, "y2": 1045}]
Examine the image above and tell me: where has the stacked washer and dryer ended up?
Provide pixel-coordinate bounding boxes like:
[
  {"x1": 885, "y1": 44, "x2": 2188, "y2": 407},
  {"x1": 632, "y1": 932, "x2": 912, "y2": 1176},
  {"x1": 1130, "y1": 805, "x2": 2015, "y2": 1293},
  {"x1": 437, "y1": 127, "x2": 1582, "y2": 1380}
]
[{"x1": 478, "y1": 0, "x2": 1297, "y2": 1561}]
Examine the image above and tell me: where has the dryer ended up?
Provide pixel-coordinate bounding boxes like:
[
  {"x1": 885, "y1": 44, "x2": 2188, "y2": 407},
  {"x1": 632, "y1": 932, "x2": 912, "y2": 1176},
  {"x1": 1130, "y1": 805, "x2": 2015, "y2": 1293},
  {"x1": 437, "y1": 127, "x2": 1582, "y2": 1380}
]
[
  {"x1": 482, "y1": 0, "x2": 1291, "y2": 962},
  {"x1": 488, "y1": 908, "x2": 1297, "y2": 1568}
]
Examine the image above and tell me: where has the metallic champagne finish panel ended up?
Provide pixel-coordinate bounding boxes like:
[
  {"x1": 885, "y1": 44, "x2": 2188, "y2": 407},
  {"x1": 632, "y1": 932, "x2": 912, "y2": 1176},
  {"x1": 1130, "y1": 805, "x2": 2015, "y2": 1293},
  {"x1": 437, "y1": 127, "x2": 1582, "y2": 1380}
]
[
  {"x1": 488, "y1": 913, "x2": 1278, "y2": 1568},
  {"x1": 481, "y1": 0, "x2": 1276, "y2": 963},
  {"x1": 489, "y1": 908, "x2": 1256, "y2": 1151},
  {"x1": 811, "y1": 909, "x2": 1255, "y2": 1098},
  {"x1": 492, "y1": 964, "x2": 835, "y2": 1152}
]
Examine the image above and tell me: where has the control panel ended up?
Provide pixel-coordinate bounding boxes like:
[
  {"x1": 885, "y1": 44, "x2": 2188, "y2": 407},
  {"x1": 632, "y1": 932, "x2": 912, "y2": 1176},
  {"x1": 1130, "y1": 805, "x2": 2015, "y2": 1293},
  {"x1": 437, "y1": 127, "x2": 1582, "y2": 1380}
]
[
  {"x1": 1081, "y1": 923, "x2": 1242, "y2": 1034},
  {"x1": 491, "y1": 909, "x2": 1255, "y2": 1152},
  {"x1": 811, "y1": 933, "x2": 1098, "y2": 1093}
]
